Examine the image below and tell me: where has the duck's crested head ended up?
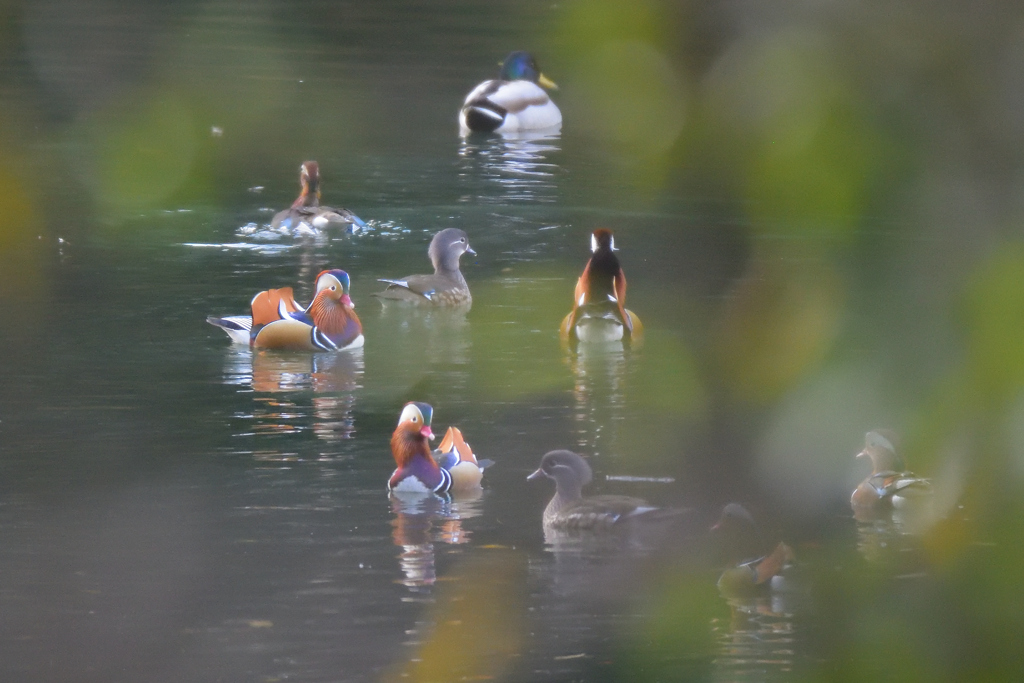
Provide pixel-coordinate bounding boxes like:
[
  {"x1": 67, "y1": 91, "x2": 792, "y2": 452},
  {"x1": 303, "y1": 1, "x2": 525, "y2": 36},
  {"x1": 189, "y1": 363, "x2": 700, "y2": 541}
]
[
  {"x1": 429, "y1": 228, "x2": 476, "y2": 272},
  {"x1": 500, "y1": 51, "x2": 557, "y2": 90},
  {"x1": 314, "y1": 269, "x2": 353, "y2": 308},
  {"x1": 397, "y1": 401, "x2": 435, "y2": 441},
  {"x1": 591, "y1": 228, "x2": 616, "y2": 254},
  {"x1": 711, "y1": 502, "x2": 756, "y2": 531},
  {"x1": 300, "y1": 160, "x2": 321, "y2": 190},
  {"x1": 527, "y1": 449, "x2": 593, "y2": 488},
  {"x1": 858, "y1": 429, "x2": 904, "y2": 471}
]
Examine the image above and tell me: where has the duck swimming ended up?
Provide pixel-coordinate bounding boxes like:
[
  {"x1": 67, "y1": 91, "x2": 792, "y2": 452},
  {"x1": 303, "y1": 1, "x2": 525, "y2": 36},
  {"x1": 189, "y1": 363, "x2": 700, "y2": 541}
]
[
  {"x1": 270, "y1": 161, "x2": 365, "y2": 233},
  {"x1": 560, "y1": 228, "x2": 643, "y2": 343},
  {"x1": 388, "y1": 402, "x2": 491, "y2": 494},
  {"x1": 373, "y1": 228, "x2": 475, "y2": 306},
  {"x1": 527, "y1": 449, "x2": 667, "y2": 531},
  {"x1": 207, "y1": 269, "x2": 363, "y2": 351},
  {"x1": 851, "y1": 430, "x2": 932, "y2": 515},
  {"x1": 460, "y1": 51, "x2": 562, "y2": 135}
]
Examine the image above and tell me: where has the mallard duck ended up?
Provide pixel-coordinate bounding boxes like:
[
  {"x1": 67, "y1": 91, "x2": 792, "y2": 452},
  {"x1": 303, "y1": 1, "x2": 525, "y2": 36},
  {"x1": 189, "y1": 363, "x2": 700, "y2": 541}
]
[
  {"x1": 373, "y1": 228, "x2": 475, "y2": 306},
  {"x1": 527, "y1": 449, "x2": 674, "y2": 530},
  {"x1": 560, "y1": 228, "x2": 643, "y2": 343},
  {"x1": 270, "y1": 161, "x2": 365, "y2": 233},
  {"x1": 459, "y1": 51, "x2": 562, "y2": 135},
  {"x1": 851, "y1": 430, "x2": 932, "y2": 514},
  {"x1": 388, "y1": 402, "x2": 491, "y2": 494},
  {"x1": 206, "y1": 269, "x2": 363, "y2": 351}
]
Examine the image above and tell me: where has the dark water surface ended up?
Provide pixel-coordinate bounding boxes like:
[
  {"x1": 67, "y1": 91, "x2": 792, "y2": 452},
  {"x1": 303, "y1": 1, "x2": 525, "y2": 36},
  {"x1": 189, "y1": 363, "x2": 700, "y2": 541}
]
[{"x1": 3, "y1": 1, "x2": 1023, "y2": 682}]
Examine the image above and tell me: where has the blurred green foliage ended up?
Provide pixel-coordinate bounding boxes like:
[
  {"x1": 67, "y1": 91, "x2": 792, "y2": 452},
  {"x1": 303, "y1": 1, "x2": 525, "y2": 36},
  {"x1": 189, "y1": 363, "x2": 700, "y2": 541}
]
[{"x1": 3, "y1": 0, "x2": 1024, "y2": 680}]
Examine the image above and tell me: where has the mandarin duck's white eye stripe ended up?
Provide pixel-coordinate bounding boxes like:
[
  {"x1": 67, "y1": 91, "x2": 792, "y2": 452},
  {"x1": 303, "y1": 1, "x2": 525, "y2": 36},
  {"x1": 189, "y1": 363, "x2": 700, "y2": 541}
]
[{"x1": 591, "y1": 233, "x2": 599, "y2": 253}]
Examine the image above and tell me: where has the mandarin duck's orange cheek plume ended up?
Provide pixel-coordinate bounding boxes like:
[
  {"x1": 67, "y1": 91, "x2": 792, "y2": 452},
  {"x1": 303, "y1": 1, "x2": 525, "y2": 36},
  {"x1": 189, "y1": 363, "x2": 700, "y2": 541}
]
[
  {"x1": 270, "y1": 161, "x2": 365, "y2": 234},
  {"x1": 388, "y1": 402, "x2": 492, "y2": 495},
  {"x1": 207, "y1": 269, "x2": 363, "y2": 351},
  {"x1": 560, "y1": 228, "x2": 643, "y2": 344}
]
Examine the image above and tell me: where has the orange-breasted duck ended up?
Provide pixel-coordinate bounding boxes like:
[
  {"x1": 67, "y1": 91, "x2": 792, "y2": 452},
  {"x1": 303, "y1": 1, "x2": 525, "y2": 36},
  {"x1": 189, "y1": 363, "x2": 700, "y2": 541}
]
[
  {"x1": 459, "y1": 51, "x2": 562, "y2": 135},
  {"x1": 207, "y1": 269, "x2": 364, "y2": 351},
  {"x1": 373, "y1": 228, "x2": 475, "y2": 306},
  {"x1": 270, "y1": 161, "x2": 365, "y2": 233},
  {"x1": 711, "y1": 503, "x2": 794, "y2": 598},
  {"x1": 527, "y1": 449, "x2": 674, "y2": 531},
  {"x1": 560, "y1": 228, "x2": 643, "y2": 344},
  {"x1": 851, "y1": 430, "x2": 932, "y2": 514},
  {"x1": 388, "y1": 402, "x2": 492, "y2": 494}
]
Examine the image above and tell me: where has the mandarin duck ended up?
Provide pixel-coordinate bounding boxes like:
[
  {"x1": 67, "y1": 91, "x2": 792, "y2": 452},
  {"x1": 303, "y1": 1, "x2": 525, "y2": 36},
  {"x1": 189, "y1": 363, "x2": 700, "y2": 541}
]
[
  {"x1": 372, "y1": 228, "x2": 475, "y2": 306},
  {"x1": 388, "y1": 402, "x2": 491, "y2": 495},
  {"x1": 527, "y1": 449, "x2": 676, "y2": 531},
  {"x1": 207, "y1": 269, "x2": 364, "y2": 351},
  {"x1": 560, "y1": 229, "x2": 643, "y2": 344},
  {"x1": 270, "y1": 161, "x2": 366, "y2": 233},
  {"x1": 851, "y1": 430, "x2": 933, "y2": 514},
  {"x1": 711, "y1": 503, "x2": 795, "y2": 599},
  {"x1": 460, "y1": 51, "x2": 562, "y2": 135}
]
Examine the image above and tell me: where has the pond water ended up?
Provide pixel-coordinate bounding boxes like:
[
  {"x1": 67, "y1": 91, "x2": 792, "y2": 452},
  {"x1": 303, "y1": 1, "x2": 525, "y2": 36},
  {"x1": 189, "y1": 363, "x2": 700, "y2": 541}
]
[{"x1": 2, "y1": 1, "x2": 1023, "y2": 682}]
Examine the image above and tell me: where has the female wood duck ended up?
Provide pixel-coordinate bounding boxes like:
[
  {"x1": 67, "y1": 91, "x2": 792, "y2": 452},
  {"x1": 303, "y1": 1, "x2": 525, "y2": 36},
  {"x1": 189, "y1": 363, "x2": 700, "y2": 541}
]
[
  {"x1": 560, "y1": 229, "x2": 643, "y2": 343},
  {"x1": 207, "y1": 269, "x2": 364, "y2": 351},
  {"x1": 459, "y1": 51, "x2": 562, "y2": 135},
  {"x1": 711, "y1": 503, "x2": 794, "y2": 598},
  {"x1": 851, "y1": 430, "x2": 933, "y2": 513},
  {"x1": 373, "y1": 228, "x2": 475, "y2": 306},
  {"x1": 527, "y1": 449, "x2": 664, "y2": 530},
  {"x1": 270, "y1": 161, "x2": 366, "y2": 233},
  {"x1": 388, "y1": 403, "x2": 491, "y2": 494}
]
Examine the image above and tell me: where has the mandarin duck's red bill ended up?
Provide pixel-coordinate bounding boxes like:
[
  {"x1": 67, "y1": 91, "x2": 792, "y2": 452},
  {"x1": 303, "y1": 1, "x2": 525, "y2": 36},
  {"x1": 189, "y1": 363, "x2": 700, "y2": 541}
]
[
  {"x1": 372, "y1": 228, "x2": 474, "y2": 307},
  {"x1": 561, "y1": 228, "x2": 643, "y2": 344},
  {"x1": 270, "y1": 161, "x2": 366, "y2": 234},
  {"x1": 850, "y1": 430, "x2": 933, "y2": 516},
  {"x1": 207, "y1": 269, "x2": 363, "y2": 351},
  {"x1": 459, "y1": 51, "x2": 562, "y2": 135}
]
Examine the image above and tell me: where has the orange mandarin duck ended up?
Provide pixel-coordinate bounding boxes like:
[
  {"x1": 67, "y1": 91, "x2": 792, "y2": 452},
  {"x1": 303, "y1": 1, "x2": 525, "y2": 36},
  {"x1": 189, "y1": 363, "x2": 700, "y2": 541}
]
[
  {"x1": 270, "y1": 161, "x2": 365, "y2": 233},
  {"x1": 207, "y1": 269, "x2": 363, "y2": 351},
  {"x1": 388, "y1": 402, "x2": 491, "y2": 495},
  {"x1": 711, "y1": 503, "x2": 795, "y2": 599},
  {"x1": 851, "y1": 430, "x2": 933, "y2": 515},
  {"x1": 560, "y1": 228, "x2": 643, "y2": 344}
]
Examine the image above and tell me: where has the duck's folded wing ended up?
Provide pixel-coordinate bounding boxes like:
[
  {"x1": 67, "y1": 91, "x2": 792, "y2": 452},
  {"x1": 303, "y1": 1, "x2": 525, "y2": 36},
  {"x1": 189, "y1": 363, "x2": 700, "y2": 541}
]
[
  {"x1": 373, "y1": 275, "x2": 438, "y2": 302},
  {"x1": 252, "y1": 317, "x2": 316, "y2": 350},
  {"x1": 251, "y1": 287, "x2": 303, "y2": 327},
  {"x1": 296, "y1": 205, "x2": 366, "y2": 229},
  {"x1": 485, "y1": 80, "x2": 551, "y2": 112}
]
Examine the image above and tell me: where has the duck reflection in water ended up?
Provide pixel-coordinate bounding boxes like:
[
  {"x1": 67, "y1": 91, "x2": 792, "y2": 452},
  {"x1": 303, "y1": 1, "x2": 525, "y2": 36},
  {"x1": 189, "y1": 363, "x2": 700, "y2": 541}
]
[
  {"x1": 389, "y1": 491, "x2": 483, "y2": 590},
  {"x1": 457, "y1": 131, "x2": 561, "y2": 205},
  {"x1": 564, "y1": 341, "x2": 631, "y2": 459},
  {"x1": 221, "y1": 348, "x2": 363, "y2": 441}
]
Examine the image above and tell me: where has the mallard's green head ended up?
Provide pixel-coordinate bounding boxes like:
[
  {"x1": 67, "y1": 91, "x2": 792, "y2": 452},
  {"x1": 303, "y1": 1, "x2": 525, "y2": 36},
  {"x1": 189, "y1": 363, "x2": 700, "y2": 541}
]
[{"x1": 500, "y1": 51, "x2": 557, "y2": 89}]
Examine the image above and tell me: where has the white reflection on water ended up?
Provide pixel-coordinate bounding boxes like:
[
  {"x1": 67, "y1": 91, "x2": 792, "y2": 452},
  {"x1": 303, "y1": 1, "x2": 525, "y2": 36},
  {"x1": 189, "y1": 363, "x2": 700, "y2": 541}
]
[
  {"x1": 457, "y1": 131, "x2": 562, "y2": 204},
  {"x1": 389, "y1": 491, "x2": 484, "y2": 590},
  {"x1": 221, "y1": 348, "x2": 364, "y2": 442},
  {"x1": 565, "y1": 342, "x2": 631, "y2": 459}
]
